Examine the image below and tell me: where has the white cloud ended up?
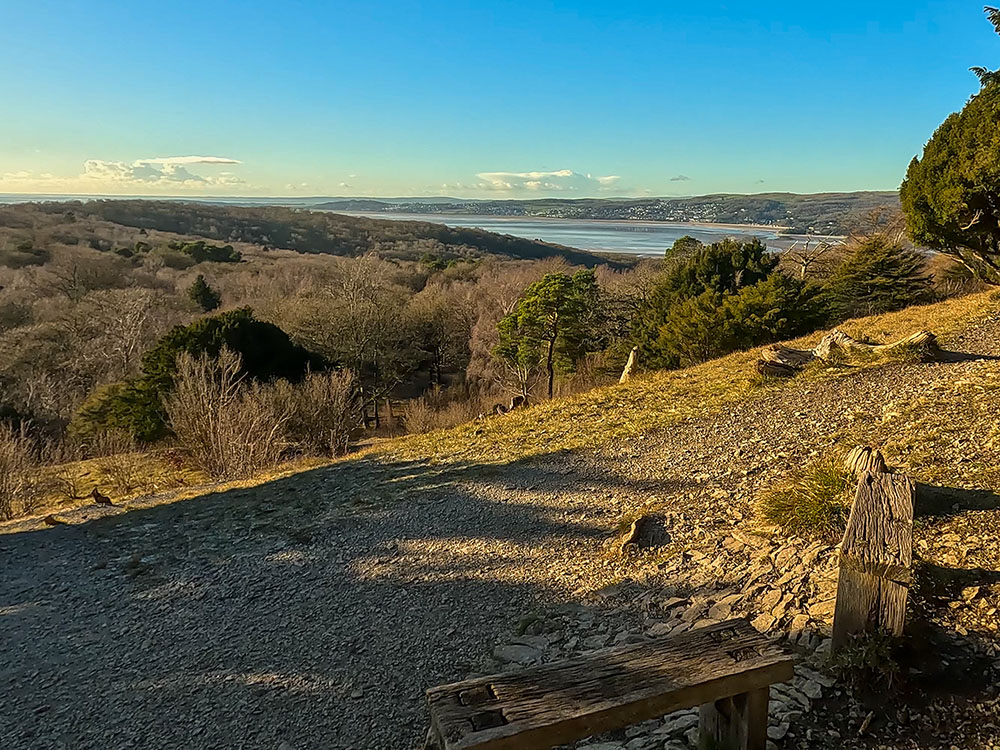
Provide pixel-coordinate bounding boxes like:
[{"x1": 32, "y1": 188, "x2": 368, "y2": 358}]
[
  {"x1": 670, "y1": 174, "x2": 693, "y2": 182},
  {"x1": 81, "y1": 157, "x2": 243, "y2": 186},
  {"x1": 1, "y1": 155, "x2": 245, "y2": 193},
  {"x1": 138, "y1": 156, "x2": 242, "y2": 165},
  {"x1": 475, "y1": 169, "x2": 621, "y2": 193}
]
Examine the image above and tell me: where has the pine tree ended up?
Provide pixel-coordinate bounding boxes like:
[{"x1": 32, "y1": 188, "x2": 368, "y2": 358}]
[
  {"x1": 188, "y1": 274, "x2": 221, "y2": 312},
  {"x1": 900, "y1": 7, "x2": 1000, "y2": 282},
  {"x1": 824, "y1": 237, "x2": 933, "y2": 319},
  {"x1": 494, "y1": 270, "x2": 601, "y2": 399}
]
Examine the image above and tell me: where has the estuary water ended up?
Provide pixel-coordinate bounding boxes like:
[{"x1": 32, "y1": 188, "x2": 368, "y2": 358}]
[{"x1": 346, "y1": 211, "x2": 787, "y2": 257}]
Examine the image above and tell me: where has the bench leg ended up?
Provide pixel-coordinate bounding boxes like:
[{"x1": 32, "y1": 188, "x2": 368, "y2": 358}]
[
  {"x1": 423, "y1": 726, "x2": 443, "y2": 750},
  {"x1": 698, "y1": 686, "x2": 769, "y2": 750}
]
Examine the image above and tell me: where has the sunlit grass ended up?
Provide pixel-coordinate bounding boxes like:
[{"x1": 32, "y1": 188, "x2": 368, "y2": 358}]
[{"x1": 384, "y1": 291, "x2": 998, "y2": 466}]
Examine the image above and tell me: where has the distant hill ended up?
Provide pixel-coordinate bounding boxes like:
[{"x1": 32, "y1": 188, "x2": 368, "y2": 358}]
[
  {"x1": 314, "y1": 191, "x2": 901, "y2": 235},
  {"x1": 42, "y1": 200, "x2": 622, "y2": 267}
]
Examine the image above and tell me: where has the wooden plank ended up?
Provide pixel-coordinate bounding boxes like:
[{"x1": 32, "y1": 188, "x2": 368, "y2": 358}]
[
  {"x1": 832, "y1": 471, "x2": 915, "y2": 653},
  {"x1": 698, "y1": 686, "x2": 769, "y2": 750},
  {"x1": 427, "y1": 620, "x2": 794, "y2": 750}
]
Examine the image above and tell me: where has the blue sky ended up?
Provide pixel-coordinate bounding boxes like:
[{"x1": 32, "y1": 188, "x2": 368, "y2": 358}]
[{"x1": 0, "y1": 0, "x2": 994, "y2": 198}]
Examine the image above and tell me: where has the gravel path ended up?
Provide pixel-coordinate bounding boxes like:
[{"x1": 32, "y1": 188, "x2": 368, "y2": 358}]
[{"x1": 2, "y1": 308, "x2": 999, "y2": 750}]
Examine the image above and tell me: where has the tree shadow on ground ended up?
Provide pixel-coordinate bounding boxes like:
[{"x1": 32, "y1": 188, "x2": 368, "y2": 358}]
[
  {"x1": 936, "y1": 348, "x2": 1000, "y2": 363},
  {"x1": 0, "y1": 449, "x2": 695, "y2": 750},
  {"x1": 914, "y1": 483, "x2": 1000, "y2": 518}
]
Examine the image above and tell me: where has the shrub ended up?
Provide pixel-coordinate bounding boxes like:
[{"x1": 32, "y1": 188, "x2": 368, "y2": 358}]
[
  {"x1": 404, "y1": 389, "x2": 484, "y2": 434},
  {"x1": 165, "y1": 349, "x2": 290, "y2": 480},
  {"x1": 70, "y1": 307, "x2": 325, "y2": 441},
  {"x1": 275, "y1": 370, "x2": 359, "y2": 456},
  {"x1": 824, "y1": 236, "x2": 934, "y2": 320},
  {"x1": 830, "y1": 631, "x2": 901, "y2": 692},
  {"x1": 168, "y1": 240, "x2": 242, "y2": 264},
  {"x1": 0, "y1": 423, "x2": 41, "y2": 520},
  {"x1": 0, "y1": 240, "x2": 51, "y2": 268},
  {"x1": 759, "y1": 456, "x2": 853, "y2": 541},
  {"x1": 655, "y1": 273, "x2": 828, "y2": 368},
  {"x1": 187, "y1": 274, "x2": 221, "y2": 312},
  {"x1": 635, "y1": 239, "x2": 818, "y2": 368},
  {"x1": 900, "y1": 31, "x2": 1000, "y2": 285}
]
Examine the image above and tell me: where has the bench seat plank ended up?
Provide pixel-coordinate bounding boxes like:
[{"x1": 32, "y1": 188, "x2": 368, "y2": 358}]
[{"x1": 427, "y1": 619, "x2": 794, "y2": 750}]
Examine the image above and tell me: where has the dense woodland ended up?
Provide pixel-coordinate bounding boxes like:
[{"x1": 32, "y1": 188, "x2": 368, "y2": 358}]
[{"x1": 0, "y1": 199, "x2": 980, "y2": 518}]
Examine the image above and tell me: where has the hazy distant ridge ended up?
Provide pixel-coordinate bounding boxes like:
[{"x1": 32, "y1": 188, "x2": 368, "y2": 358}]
[{"x1": 314, "y1": 191, "x2": 899, "y2": 235}]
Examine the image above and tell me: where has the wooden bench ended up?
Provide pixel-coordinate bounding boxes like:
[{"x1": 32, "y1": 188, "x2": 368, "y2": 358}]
[{"x1": 426, "y1": 619, "x2": 794, "y2": 750}]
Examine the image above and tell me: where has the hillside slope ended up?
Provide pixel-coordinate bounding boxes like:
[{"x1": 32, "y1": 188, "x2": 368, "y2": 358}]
[
  {"x1": 66, "y1": 200, "x2": 623, "y2": 266},
  {"x1": 2, "y1": 292, "x2": 998, "y2": 749}
]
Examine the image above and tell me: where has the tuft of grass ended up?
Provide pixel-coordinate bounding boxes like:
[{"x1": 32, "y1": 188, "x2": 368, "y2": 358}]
[{"x1": 759, "y1": 456, "x2": 854, "y2": 541}]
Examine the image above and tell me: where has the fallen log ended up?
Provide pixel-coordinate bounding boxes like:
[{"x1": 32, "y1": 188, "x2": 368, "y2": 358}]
[{"x1": 756, "y1": 329, "x2": 938, "y2": 378}]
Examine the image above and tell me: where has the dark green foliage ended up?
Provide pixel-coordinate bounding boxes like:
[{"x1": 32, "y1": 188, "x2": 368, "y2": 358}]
[
  {"x1": 656, "y1": 274, "x2": 828, "y2": 367},
  {"x1": 663, "y1": 237, "x2": 777, "y2": 299},
  {"x1": 70, "y1": 308, "x2": 325, "y2": 441},
  {"x1": 188, "y1": 274, "x2": 222, "y2": 312},
  {"x1": 655, "y1": 291, "x2": 732, "y2": 366},
  {"x1": 167, "y1": 240, "x2": 242, "y2": 263},
  {"x1": 664, "y1": 235, "x2": 703, "y2": 261},
  {"x1": 968, "y1": 7, "x2": 1000, "y2": 87},
  {"x1": 634, "y1": 238, "x2": 796, "y2": 367},
  {"x1": 494, "y1": 269, "x2": 602, "y2": 398},
  {"x1": 419, "y1": 252, "x2": 449, "y2": 271},
  {"x1": 900, "y1": 83, "x2": 1000, "y2": 282},
  {"x1": 824, "y1": 237, "x2": 934, "y2": 319},
  {"x1": 900, "y1": 10, "x2": 1000, "y2": 283}
]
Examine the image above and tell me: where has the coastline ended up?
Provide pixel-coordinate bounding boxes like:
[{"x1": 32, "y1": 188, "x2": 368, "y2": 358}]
[
  {"x1": 345, "y1": 210, "x2": 846, "y2": 253},
  {"x1": 347, "y1": 210, "x2": 844, "y2": 239}
]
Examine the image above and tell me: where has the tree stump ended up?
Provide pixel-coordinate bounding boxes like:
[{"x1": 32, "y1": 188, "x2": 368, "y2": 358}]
[
  {"x1": 755, "y1": 359, "x2": 799, "y2": 379},
  {"x1": 831, "y1": 471, "x2": 915, "y2": 654},
  {"x1": 619, "y1": 346, "x2": 638, "y2": 383},
  {"x1": 619, "y1": 513, "x2": 670, "y2": 554}
]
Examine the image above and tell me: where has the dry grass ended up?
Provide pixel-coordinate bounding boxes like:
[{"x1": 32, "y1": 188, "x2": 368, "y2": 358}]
[
  {"x1": 0, "y1": 423, "x2": 41, "y2": 520},
  {"x1": 6, "y1": 289, "x2": 996, "y2": 526},
  {"x1": 384, "y1": 291, "x2": 998, "y2": 466},
  {"x1": 91, "y1": 429, "x2": 147, "y2": 495}
]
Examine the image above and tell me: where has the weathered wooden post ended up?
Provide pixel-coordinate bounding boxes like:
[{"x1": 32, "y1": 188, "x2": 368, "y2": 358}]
[
  {"x1": 843, "y1": 446, "x2": 888, "y2": 478},
  {"x1": 831, "y1": 463, "x2": 915, "y2": 654}
]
